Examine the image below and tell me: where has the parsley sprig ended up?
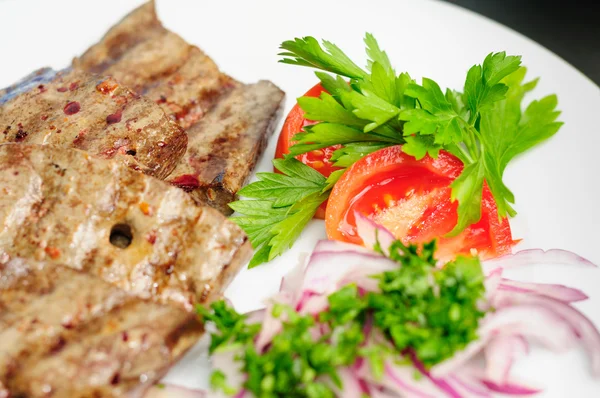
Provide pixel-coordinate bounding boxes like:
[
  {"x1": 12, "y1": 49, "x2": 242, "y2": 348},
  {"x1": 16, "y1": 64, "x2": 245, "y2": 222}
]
[
  {"x1": 198, "y1": 239, "x2": 487, "y2": 397},
  {"x1": 230, "y1": 158, "x2": 329, "y2": 267},
  {"x1": 231, "y1": 34, "x2": 562, "y2": 266}
]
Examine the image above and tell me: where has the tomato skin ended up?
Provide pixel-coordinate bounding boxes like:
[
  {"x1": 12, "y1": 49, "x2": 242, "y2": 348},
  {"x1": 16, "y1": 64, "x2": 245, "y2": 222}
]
[
  {"x1": 325, "y1": 145, "x2": 515, "y2": 261},
  {"x1": 274, "y1": 83, "x2": 342, "y2": 218},
  {"x1": 274, "y1": 83, "x2": 325, "y2": 161}
]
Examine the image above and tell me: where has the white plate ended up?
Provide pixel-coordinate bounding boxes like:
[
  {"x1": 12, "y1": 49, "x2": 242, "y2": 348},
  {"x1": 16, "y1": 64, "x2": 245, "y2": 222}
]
[{"x1": 1, "y1": 0, "x2": 599, "y2": 396}]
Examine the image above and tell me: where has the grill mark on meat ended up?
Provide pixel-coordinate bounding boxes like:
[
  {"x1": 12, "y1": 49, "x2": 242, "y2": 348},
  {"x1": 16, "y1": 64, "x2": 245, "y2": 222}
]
[
  {"x1": 74, "y1": 1, "x2": 285, "y2": 214},
  {"x1": 167, "y1": 81, "x2": 284, "y2": 214},
  {"x1": 0, "y1": 144, "x2": 251, "y2": 310},
  {"x1": 0, "y1": 68, "x2": 187, "y2": 179},
  {"x1": 0, "y1": 258, "x2": 203, "y2": 397}
]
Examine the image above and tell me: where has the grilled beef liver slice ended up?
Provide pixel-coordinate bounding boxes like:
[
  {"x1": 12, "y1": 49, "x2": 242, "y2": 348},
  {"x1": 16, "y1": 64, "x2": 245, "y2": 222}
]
[
  {"x1": 0, "y1": 257, "x2": 203, "y2": 398},
  {"x1": 0, "y1": 68, "x2": 187, "y2": 179},
  {"x1": 74, "y1": 1, "x2": 234, "y2": 130},
  {"x1": 167, "y1": 81, "x2": 284, "y2": 213},
  {"x1": 75, "y1": 1, "x2": 285, "y2": 214},
  {"x1": 0, "y1": 144, "x2": 251, "y2": 310}
]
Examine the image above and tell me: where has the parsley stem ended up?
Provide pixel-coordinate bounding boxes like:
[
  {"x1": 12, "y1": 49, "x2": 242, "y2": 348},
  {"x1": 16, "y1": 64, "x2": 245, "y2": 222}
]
[{"x1": 452, "y1": 143, "x2": 474, "y2": 164}]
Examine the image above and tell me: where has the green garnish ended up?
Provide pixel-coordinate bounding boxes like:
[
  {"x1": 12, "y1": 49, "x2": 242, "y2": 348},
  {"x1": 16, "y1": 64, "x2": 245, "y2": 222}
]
[
  {"x1": 229, "y1": 158, "x2": 329, "y2": 267},
  {"x1": 198, "y1": 239, "x2": 487, "y2": 397},
  {"x1": 230, "y1": 34, "x2": 562, "y2": 266}
]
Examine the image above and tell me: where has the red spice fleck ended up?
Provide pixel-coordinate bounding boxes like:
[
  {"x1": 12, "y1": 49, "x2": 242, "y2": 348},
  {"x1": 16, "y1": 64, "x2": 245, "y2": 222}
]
[
  {"x1": 157, "y1": 95, "x2": 167, "y2": 104},
  {"x1": 136, "y1": 128, "x2": 141, "y2": 133},
  {"x1": 41, "y1": 114, "x2": 48, "y2": 121},
  {"x1": 106, "y1": 110, "x2": 122, "y2": 124},
  {"x1": 61, "y1": 320, "x2": 74, "y2": 330},
  {"x1": 50, "y1": 337, "x2": 66, "y2": 354},
  {"x1": 146, "y1": 232, "x2": 157, "y2": 245},
  {"x1": 122, "y1": 331, "x2": 129, "y2": 342},
  {"x1": 56, "y1": 129, "x2": 62, "y2": 134},
  {"x1": 57, "y1": 87, "x2": 68, "y2": 92},
  {"x1": 38, "y1": 84, "x2": 47, "y2": 93},
  {"x1": 96, "y1": 79, "x2": 119, "y2": 95},
  {"x1": 110, "y1": 373, "x2": 120, "y2": 385},
  {"x1": 44, "y1": 246, "x2": 61, "y2": 259},
  {"x1": 73, "y1": 131, "x2": 86, "y2": 147},
  {"x1": 63, "y1": 101, "x2": 81, "y2": 115},
  {"x1": 49, "y1": 125, "x2": 56, "y2": 130},
  {"x1": 15, "y1": 129, "x2": 28, "y2": 142},
  {"x1": 170, "y1": 174, "x2": 200, "y2": 192},
  {"x1": 69, "y1": 81, "x2": 79, "y2": 91}
]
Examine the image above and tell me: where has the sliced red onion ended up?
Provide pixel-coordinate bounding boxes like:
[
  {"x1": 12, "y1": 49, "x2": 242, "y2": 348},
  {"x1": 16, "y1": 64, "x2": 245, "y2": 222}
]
[
  {"x1": 328, "y1": 367, "x2": 368, "y2": 398},
  {"x1": 233, "y1": 390, "x2": 247, "y2": 398},
  {"x1": 255, "y1": 299, "x2": 287, "y2": 352},
  {"x1": 483, "y1": 267, "x2": 503, "y2": 302},
  {"x1": 483, "y1": 248, "x2": 597, "y2": 275},
  {"x1": 380, "y1": 362, "x2": 440, "y2": 398},
  {"x1": 429, "y1": 338, "x2": 489, "y2": 378},
  {"x1": 479, "y1": 379, "x2": 541, "y2": 396},
  {"x1": 482, "y1": 305, "x2": 578, "y2": 352},
  {"x1": 498, "y1": 279, "x2": 588, "y2": 303},
  {"x1": 410, "y1": 355, "x2": 463, "y2": 398},
  {"x1": 493, "y1": 290, "x2": 600, "y2": 378},
  {"x1": 144, "y1": 384, "x2": 205, "y2": 397},
  {"x1": 302, "y1": 247, "x2": 396, "y2": 296},
  {"x1": 355, "y1": 212, "x2": 396, "y2": 256},
  {"x1": 298, "y1": 294, "x2": 329, "y2": 315},
  {"x1": 484, "y1": 335, "x2": 529, "y2": 385},
  {"x1": 432, "y1": 304, "x2": 577, "y2": 378},
  {"x1": 370, "y1": 388, "x2": 402, "y2": 398},
  {"x1": 221, "y1": 239, "x2": 599, "y2": 397},
  {"x1": 447, "y1": 374, "x2": 493, "y2": 397},
  {"x1": 279, "y1": 253, "x2": 309, "y2": 298},
  {"x1": 211, "y1": 344, "x2": 246, "y2": 393}
]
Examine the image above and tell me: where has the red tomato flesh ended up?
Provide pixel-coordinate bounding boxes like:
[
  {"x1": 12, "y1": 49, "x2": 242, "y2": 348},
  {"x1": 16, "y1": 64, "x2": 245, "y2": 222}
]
[
  {"x1": 326, "y1": 146, "x2": 515, "y2": 261},
  {"x1": 274, "y1": 83, "x2": 342, "y2": 219}
]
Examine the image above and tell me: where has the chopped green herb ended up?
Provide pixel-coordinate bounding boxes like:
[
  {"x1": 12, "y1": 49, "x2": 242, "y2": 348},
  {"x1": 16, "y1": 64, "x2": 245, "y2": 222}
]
[{"x1": 199, "y1": 238, "x2": 487, "y2": 396}]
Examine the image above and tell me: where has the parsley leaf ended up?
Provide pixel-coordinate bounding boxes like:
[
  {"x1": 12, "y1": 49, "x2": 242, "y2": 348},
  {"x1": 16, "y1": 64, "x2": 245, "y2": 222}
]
[
  {"x1": 288, "y1": 123, "x2": 401, "y2": 157},
  {"x1": 400, "y1": 53, "x2": 561, "y2": 232},
  {"x1": 238, "y1": 159, "x2": 326, "y2": 208},
  {"x1": 478, "y1": 67, "x2": 562, "y2": 217},
  {"x1": 279, "y1": 37, "x2": 366, "y2": 79},
  {"x1": 267, "y1": 191, "x2": 329, "y2": 260},
  {"x1": 230, "y1": 158, "x2": 329, "y2": 267},
  {"x1": 464, "y1": 52, "x2": 522, "y2": 119},
  {"x1": 330, "y1": 142, "x2": 390, "y2": 168},
  {"x1": 297, "y1": 92, "x2": 366, "y2": 129},
  {"x1": 401, "y1": 78, "x2": 464, "y2": 146},
  {"x1": 364, "y1": 32, "x2": 393, "y2": 73},
  {"x1": 448, "y1": 159, "x2": 485, "y2": 236}
]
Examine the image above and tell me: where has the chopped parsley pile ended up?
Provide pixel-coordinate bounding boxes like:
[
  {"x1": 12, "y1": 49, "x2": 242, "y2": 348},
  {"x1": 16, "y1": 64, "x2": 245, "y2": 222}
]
[
  {"x1": 229, "y1": 34, "x2": 562, "y2": 266},
  {"x1": 197, "y1": 240, "x2": 487, "y2": 397}
]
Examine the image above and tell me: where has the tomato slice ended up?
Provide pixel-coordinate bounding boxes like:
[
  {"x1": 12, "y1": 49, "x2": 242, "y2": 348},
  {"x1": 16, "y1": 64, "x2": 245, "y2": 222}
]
[
  {"x1": 325, "y1": 145, "x2": 515, "y2": 261},
  {"x1": 274, "y1": 83, "x2": 342, "y2": 219}
]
